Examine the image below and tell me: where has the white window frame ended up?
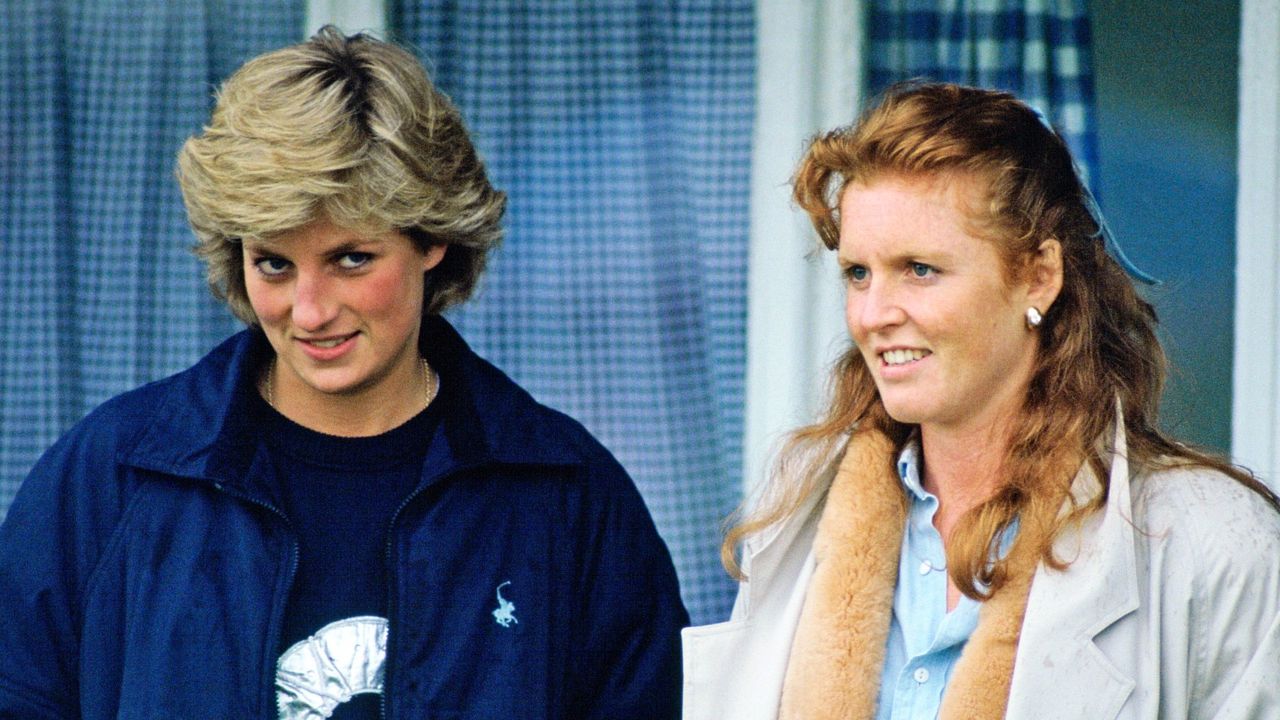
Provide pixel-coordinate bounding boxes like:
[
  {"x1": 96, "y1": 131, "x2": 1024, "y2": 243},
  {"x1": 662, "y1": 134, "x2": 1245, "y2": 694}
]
[
  {"x1": 1232, "y1": 0, "x2": 1280, "y2": 487},
  {"x1": 305, "y1": 0, "x2": 385, "y2": 37},
  {"x1": 744, "y1": 0, "x2": 863, "y2": 493}
]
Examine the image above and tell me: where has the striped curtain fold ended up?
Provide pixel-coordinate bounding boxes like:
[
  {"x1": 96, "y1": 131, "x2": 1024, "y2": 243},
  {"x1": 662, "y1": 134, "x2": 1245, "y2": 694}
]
[{"x1": 0, "y1": 1, "x2": 303, "y2": 515}]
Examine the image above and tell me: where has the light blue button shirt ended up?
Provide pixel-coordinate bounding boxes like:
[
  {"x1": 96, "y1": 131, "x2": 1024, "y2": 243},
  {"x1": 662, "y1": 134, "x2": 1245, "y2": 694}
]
[{"x1": 874, "y1": 439, "x2": 980, "y2": 720}]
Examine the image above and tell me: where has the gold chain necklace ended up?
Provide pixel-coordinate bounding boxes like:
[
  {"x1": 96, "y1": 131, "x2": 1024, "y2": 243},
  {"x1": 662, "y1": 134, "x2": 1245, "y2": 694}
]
[{"x1": 262, "y1": 356, "x2": 438, "y2": 411}]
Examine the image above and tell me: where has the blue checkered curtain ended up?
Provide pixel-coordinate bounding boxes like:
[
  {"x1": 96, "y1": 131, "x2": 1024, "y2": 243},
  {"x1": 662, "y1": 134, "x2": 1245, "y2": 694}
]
[
  {"x1": 391, "y1": 2, "x2": 752, "y2": 623},
  {"x1": 0, "y1": 2, "x2": 303, "y2": 515},
  {"x1": 867, "y1": 0, "x2": 1099, "y2": 180}
]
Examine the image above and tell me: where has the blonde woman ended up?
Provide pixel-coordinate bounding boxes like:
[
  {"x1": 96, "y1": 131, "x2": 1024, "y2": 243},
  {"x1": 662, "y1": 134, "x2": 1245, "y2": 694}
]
[
  {"x1": 0, "y1": 28, "x2": 686, "y2": 719},
  {"x1": 682, "y1": 83, "x2": 1280, "y2": 719}
]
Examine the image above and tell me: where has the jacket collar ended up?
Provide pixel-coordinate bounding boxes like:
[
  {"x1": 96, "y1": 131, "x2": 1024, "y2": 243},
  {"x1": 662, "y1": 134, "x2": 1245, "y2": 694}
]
[
  {"x1": 738, "y1": 455, "x2": 838, "y2": 616},
  {"x1": 120, "y1": 316, "x2": 583, "y2": 493},
  {"x1": 1007, "y1": 406, "x2": 1140, "y2": 718},
  {"x1": 1046, "y1": 406, "x2": 1140, "y2": 637}
]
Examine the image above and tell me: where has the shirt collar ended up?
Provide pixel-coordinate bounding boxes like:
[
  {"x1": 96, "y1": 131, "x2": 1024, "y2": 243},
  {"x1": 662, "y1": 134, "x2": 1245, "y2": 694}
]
[{"x1": 896, "y1": 434, "x2": 930, "y2": 502}]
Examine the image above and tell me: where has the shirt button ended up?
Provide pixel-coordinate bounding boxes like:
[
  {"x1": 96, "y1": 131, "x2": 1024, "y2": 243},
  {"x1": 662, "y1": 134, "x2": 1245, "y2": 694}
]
[
  {"x1": 918, "y1": 560, "x2": 933, "y2": 575},
  {"x1": 913, "y1": 667, "x2": 930, "y2": 684}
]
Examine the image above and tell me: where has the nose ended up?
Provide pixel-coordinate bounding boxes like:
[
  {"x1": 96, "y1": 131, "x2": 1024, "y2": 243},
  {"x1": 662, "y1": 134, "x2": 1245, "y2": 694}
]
[
  {"x1": 847, "y1": 277, "x2": 906, "y2": 336},
  {"x1": 290, "y1": 269, "x2": 339, "y2": 331}
]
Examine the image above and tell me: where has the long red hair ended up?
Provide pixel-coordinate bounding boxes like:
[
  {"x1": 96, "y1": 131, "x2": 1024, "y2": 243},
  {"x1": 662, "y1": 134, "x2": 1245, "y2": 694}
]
[{"x1": 723, "y1": 82, "x2": 1278, "y2": 598}]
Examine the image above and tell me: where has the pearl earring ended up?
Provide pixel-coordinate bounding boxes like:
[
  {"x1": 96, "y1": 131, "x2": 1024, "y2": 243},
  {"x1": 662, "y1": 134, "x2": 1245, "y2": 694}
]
[{"x1": 1025, "y1": 307, "x2": 1043, "y2": 329}]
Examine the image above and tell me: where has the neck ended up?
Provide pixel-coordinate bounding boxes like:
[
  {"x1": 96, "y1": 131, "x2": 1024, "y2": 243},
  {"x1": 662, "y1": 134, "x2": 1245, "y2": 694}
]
[{"x1": 919, "y1": 419, "x2": 1013, "y2": 544}]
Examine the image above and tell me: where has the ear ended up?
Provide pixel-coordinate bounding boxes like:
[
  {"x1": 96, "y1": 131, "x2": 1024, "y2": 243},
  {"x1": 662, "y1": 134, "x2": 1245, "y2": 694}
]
[
  {"x1": 1024, "y1": 238, "x2": 1064, "y2": 314},
  {"x1": 421, "y1": 243, "x2": 447, "y2": 272}
]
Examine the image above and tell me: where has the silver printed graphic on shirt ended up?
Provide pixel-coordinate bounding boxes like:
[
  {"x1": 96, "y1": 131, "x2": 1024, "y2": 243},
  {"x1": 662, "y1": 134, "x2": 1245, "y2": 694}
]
[{"x1": 276, "y1": 616, "x2": 387, "y2": 719}]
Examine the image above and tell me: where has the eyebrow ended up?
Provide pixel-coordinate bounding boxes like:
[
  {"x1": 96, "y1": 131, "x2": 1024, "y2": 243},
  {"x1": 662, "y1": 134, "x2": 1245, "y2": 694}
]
[
  {"x1": 325, "y1": 240, "x2": 377, "y2": 254},
  {"x1": 241, "y1": 237, "x2": 385, "y2": 255},
  {"x1": 840, "y1": 247, "x2": 959, "y2": 264},
  {"x1": 240, "y1": 239, "x2": 278, "y2": 254}
]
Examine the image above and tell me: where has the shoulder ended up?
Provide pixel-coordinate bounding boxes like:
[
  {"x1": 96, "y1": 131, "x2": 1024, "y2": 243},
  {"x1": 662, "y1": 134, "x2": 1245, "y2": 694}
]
[
  {"x1": 12, "y1": 332, "x2": 250, "y2": 511},
  {"x1": 25, "y1": 377, "x2": 177, "y2": 489},
  {"x1": 1125, "y1": 463, "x2": 1280, "y2": 714},
  {"x1": 533, "y1": 404, "x2": 626, "y2": 473},
  {"x1": 1125, "y1": 462, "x2": 1280, "y2": 637},
  {"x1": 1129, "y1": 462, "x2": 1280, "y2": 563},
  {"x1": 67, "y1": 374, "x2": 186, "y2": 447},
  {"x1": 0, "y1": 371, "x2": 188, "y2": 589},
  {"x1": 445, "y1": 335, "x2": 630, "y2": 482},
  {"x1": 464, "y1": 372, "x2": 660, "y2": 531},
  {"x1": 50, "y1": 335, "x2": 244, "y2": 466}
]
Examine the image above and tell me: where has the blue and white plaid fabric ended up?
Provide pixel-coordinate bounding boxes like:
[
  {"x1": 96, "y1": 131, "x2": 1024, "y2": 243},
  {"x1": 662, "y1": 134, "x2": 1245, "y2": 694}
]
[
  {"x1": 392, "y1": 2, "x2": 752, "y2": 623},
  {"x1": 867, "y1": 0, "x2": 1099, "y2": 181},
  {"x1": 0, "y1": 2, "x2": 302, "y2": 513}
]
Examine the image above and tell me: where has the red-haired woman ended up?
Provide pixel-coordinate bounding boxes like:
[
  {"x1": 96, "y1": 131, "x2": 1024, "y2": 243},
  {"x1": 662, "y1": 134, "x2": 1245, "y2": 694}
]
[{"x1": 682, "y1": 82, "x2": 1280, "y2": 720}]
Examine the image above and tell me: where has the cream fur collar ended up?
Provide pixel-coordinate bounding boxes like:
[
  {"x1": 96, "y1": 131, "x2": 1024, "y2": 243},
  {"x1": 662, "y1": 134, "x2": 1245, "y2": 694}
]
[{"x1": 778, "y1": 429, "x2": 1058, "y2": 720}]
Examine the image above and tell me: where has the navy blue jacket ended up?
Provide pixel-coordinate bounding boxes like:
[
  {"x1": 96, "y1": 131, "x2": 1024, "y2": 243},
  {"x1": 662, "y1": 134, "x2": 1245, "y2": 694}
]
[{"x1": 0, "y1": 317, "x2": 688, "y2": 719}]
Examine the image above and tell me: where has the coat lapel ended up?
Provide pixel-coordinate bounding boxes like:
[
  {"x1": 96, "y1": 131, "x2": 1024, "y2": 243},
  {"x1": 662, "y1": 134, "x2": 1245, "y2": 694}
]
[
  {"x1": 740, "y1": 463, "x2": 836, "y2": 617},
  {"x1": 680, "y1": 454, "x2": 835, "y2": 720},
  {"x1": 1006, "y1": 414, "x2": 1140, "y2": 719}
]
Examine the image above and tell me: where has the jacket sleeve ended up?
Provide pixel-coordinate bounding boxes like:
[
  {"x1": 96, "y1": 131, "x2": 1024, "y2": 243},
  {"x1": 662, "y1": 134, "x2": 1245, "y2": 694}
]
[
  {"x1": 1211, "y1": 614, "x2": 1280, "y2": 719},
  {"x1": 0, "y1": 412, "x2": 132, "y2": 719},
  {"x1": 567, "y1": 455, "x2": 691, "y2": 720},
  {"x1": 1169, "y1": 471, "x2": 1280, "y2": 719},
  {"x1": 1146, "y1": 466, "x2": 1280, "y2": 717}
]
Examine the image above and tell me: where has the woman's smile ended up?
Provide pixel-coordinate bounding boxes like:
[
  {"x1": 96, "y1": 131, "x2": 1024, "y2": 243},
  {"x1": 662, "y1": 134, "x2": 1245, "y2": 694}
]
[
  {"x1": 878, "y1": 347, "x2": 931, "y2": 367},
  {"x1": 295, "y1": 332, "x2": 360, "y2": 360}
]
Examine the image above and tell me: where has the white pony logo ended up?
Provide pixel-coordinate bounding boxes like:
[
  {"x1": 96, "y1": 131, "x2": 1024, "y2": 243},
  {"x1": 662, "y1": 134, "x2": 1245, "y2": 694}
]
[{"x1": 492, "y1": 580, "x2": 518, "y2": 628}]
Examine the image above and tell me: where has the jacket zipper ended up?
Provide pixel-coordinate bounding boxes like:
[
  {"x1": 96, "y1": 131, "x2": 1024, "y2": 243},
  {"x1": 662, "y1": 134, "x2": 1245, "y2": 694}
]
[
  {"x1": 380, "y1": 463, "x2": 481, "y2": 720},
  {"x1": 208, "y1": 481, "x2": 299, "y2": 720},
  {"x1": 380, "y1": 486, "x2": 421, "y2": 720}
]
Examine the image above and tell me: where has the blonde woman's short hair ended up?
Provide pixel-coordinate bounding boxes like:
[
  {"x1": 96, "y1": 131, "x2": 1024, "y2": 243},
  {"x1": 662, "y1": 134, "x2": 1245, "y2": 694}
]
[{"x1": 177, "y1": 26, "x2": 506, "y2": 323}]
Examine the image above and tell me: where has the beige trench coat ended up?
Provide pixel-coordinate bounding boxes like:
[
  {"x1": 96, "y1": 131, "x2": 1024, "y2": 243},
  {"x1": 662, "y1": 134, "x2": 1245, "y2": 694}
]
[{"x1": 682, "y1": 420, "x2": 1280, "y2": 719}]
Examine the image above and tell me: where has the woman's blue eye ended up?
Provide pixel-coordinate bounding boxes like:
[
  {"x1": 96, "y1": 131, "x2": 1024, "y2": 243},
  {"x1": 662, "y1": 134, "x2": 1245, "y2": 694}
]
[
  {"x1": 909, "y1": 262, "x2": 933, "y2": 278},
  {"x1": 255, "y1": 257, "x2": 290, "y2": 276},
  {"x1": 846, "y1": 265, "x2": 869, "y2": 282},
  {"x1": 337, "y1": 252, "x2": 373, "y2": 269}
]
